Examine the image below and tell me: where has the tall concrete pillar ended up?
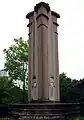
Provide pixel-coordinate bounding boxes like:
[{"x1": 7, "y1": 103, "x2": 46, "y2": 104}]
[{"x1": 26, "y1": 2, "x2": 60, "y2": 102}]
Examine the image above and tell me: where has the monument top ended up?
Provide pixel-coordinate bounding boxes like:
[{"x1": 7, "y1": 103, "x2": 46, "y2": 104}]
[
  {"x1": 26, "y1": 2, "x2": 60, "y2": 19},
  {"x1": 34, "y1": 2, "x2": 50, "y2": 12}
]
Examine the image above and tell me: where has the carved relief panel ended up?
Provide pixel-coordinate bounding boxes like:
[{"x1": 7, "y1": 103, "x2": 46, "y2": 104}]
[
  {"x1": 49, "y1": 77, "x2": 55, "y2": 101},
  {"x1": 32, "y1": 76, "x2": 38, "y2": 100}
]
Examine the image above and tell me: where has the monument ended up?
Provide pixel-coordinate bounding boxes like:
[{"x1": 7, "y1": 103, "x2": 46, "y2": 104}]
[
  {"x1": 8, "y1": 2, "x2": 80, "y2": 120},
  {"x1": 26, "y1": 2, "x2": 60, "y2": 102}
]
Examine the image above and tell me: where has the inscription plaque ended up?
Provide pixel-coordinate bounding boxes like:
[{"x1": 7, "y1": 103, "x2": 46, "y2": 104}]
[{"x1": 26, "y1": 115, "x2": 64, "y2": 120}]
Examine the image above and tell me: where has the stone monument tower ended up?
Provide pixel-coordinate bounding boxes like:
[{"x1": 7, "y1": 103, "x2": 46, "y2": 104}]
[
  {"x1": 26, "y1": 2, "x2": 60, "y2": 102},
  {"x1": 8, "y1": 2, "x2": 80, "y2": 119}
]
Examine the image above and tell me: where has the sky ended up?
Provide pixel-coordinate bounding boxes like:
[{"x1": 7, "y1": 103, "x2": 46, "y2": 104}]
[{"x1": 0, "y1": 0, "x2": 84, "y2": 80}]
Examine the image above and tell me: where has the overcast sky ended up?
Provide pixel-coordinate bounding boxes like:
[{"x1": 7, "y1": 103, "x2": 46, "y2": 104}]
[{"x1": 0, "y1": 0, "x2": 84, "y2": 79}]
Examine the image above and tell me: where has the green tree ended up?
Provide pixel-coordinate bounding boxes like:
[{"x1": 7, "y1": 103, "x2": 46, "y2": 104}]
[
  {"x1": 59, "y1": 72, "x2": 80, "y2": 103},
  {"x1": 0, "y1": 76, "x2": 24, "y2": 104},
  {"x1": 3, "y1": 37, "x2": 28, "y2": 103},
  {"x1": 0, "y1": 76, "x2": 12, "y2": 104},
  {"x1": 59, "y1": 72, "x2": 72, "y2": 102}
]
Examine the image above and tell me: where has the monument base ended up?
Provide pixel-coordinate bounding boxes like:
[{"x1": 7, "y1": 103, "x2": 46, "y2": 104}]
[{"x1": 8, "y1": 103, "x2": 80, "y2": 120}]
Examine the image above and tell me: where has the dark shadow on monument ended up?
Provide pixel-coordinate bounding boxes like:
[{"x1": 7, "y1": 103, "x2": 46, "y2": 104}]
[{"x1": 8, "y1": 2, "x2": 80, "y2": 120}]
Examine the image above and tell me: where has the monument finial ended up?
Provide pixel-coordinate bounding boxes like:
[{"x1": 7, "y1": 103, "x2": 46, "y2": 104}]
[{"x1": 34, "y1": 2, "x2": 50, "y2": 12}]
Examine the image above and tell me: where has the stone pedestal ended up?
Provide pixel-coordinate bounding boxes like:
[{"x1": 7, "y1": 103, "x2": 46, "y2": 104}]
[{"x1": 8, "y1": 103, "x2": 80, "y2": 120}]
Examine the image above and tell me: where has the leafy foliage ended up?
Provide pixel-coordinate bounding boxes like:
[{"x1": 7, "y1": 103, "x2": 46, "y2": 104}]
[
  {"x1": 60, "y1": 72, "x2": 72, "y2": 102},
  {"x1": 60, "y1": 72, "x2": 84, "y2": 104},
  {"x1": 3, "y1": 37, "x2": 28, "y2": 103},
  {"x1": 0, "y1": 76, "x2": 24, "y2": 104},
  {"x1": 3, "y1": 37, "x2": 28, "y2": 82}
]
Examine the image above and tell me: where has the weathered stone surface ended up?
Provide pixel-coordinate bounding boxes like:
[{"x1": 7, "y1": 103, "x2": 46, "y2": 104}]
[{"x1": 26, "y1": 1, "x2": 60, "y2": 102}]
